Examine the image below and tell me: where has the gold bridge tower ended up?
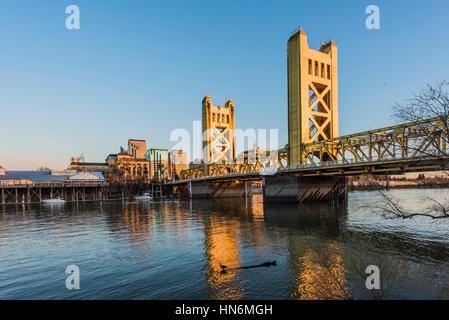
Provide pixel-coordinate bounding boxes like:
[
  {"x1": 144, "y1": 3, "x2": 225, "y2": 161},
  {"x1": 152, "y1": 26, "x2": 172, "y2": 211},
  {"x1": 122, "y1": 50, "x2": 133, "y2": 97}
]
[
  {"x1": 202, "y1": 95, "x2": 236, "y2": 164},
  {"x1": 287, "y1": 28, "x2": 339, "y2": 166}
]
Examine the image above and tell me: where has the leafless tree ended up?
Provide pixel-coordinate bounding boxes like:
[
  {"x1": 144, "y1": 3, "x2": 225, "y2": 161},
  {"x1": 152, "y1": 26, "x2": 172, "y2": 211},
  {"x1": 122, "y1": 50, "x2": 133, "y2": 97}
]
[
  {"x1": 393, "y1": 80, "x2": 449, "y2": 161},
  {"x1": 376, "y1": 81, "x2": 449, "y2": 219},
  {"x1": 393, "y1": 80, "x2": 449, "y2": 124}
]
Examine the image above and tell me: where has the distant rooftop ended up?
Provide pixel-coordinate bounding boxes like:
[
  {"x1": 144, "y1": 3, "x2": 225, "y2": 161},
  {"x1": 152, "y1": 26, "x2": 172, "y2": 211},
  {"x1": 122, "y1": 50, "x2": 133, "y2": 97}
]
[
  {"x1": 70, "y1": 162, "x2": 108, "y2": 166},
  {"x1": 147, "y1": 148, "x2": 169, "y2": 151},
  {"x1": 0, "y1": 171, "x2": 66, "y2": 181},
  {"x1": 0, "y1": 170, "x2": 104, "y2": 181}
]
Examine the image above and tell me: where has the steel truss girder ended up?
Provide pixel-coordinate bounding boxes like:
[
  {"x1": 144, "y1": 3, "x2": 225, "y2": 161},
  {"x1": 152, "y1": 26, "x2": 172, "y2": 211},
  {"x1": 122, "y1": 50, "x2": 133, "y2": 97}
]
[
  {"x1": 301, "y1": 116, "x2": 449, "y2": 165},
  {"x1": 180, "y1": 148, "x2": 289, "y2": 180}
]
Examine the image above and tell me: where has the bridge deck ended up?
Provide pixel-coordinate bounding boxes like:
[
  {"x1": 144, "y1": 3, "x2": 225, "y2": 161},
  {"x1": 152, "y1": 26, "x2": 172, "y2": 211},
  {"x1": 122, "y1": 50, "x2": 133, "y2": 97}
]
[{"x1": 170, "y1": 156, "x2": 448, "y2": 185}]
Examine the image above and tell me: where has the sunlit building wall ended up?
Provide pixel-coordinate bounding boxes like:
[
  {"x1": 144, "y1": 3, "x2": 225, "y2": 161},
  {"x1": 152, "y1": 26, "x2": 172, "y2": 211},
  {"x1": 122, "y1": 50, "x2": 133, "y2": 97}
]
[
  {"x1": 169, "y1": 149, "x2": 189, "y2": 180},
  {"x1": 145, "y1": 148, "x2": 170, "y2": 181}
]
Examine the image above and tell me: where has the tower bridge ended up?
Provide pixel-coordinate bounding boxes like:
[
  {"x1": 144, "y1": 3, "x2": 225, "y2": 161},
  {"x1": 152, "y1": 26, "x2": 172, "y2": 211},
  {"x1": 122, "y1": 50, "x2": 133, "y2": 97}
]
[{"x1": 170, "y1": 29, "x2": 449, "y2": 203}]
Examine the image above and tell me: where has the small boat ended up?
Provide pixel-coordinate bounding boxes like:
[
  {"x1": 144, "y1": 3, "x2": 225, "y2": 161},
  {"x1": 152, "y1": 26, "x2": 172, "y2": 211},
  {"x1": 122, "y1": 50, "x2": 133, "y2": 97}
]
[
  {"x1": 134, "y1": 193, "x2": 152, "y2": 201},
  {"x1": 43, "y1": 197, "x2": 65, "y2": 204}
]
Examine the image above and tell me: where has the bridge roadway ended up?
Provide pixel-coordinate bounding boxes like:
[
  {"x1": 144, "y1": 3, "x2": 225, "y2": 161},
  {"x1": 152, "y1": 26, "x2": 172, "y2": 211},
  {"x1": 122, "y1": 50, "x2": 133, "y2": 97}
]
[
  {"x1": 169, "y1": 155, "x2": 448, "y2": 203},
  {"x1": 169, "y1": 155, "x2": 449, "y2": 185}
]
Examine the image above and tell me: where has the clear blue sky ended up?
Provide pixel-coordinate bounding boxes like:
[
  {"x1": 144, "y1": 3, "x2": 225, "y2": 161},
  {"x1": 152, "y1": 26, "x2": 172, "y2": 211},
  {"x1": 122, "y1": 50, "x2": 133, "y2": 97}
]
[{"x1": 1, "y1": 0, "x2": 448, "y2": 169}]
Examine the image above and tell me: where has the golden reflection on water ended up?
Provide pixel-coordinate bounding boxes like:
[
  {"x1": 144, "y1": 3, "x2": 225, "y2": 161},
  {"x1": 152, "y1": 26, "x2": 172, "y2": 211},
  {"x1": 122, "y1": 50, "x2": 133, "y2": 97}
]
[
  {"x1": 292, "y1": 241, "x2": 349, "y2": 300},
  {"x1": 201, "y1": 196, "x2": 350, "y2": 300},
  {"x1": 201, "y1": 196, "x2": 268, "y2": 300},
  {"x1": 120, "y1": 201, "x2": 151, "y2": 248},
  {"x1": 205, "y1": 218, "x2": 244, "y2": 300}
]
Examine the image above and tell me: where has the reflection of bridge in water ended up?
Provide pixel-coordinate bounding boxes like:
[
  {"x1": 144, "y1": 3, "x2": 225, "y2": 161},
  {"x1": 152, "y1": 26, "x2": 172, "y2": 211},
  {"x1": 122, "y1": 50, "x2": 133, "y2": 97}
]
[
  {"x1": 171, "y1": 29, "x2": 449, "y2": 203},
  {"x1": 191, "y1": 196, "x2": 449, "y2": 299},
  {"x1": 193, "y1": 196, "x2": 347, "y2": 299}
]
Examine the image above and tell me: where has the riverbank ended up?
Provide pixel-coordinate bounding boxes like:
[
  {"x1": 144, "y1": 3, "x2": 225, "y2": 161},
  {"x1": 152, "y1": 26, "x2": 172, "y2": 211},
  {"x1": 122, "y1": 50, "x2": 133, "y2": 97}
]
[{"x1": 348, "y1": 171, "x2": 449, "y2": 191}]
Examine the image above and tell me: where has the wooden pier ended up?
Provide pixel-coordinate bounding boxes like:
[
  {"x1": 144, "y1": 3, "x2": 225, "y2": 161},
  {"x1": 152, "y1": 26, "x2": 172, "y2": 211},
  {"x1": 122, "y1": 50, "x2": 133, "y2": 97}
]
[{"x1": 0, "y1": 182, "x2": 108, "y2": 204}]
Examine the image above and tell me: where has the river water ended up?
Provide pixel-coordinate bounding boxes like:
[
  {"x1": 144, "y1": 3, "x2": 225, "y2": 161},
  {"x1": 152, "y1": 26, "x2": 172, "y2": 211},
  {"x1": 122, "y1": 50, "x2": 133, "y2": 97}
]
[{"x1": 1, "y1": 189, "x2": 449, "y2": 300}]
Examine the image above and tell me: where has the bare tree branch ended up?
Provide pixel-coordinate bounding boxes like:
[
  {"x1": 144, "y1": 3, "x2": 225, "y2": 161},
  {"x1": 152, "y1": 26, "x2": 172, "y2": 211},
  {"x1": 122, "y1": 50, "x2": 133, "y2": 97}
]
[
  {"x1": 372, "y1": 191, "x2": 449, "y2": 220},
  {"x1": 369, "y1": 81, "x2": 449, "y2": 219}
]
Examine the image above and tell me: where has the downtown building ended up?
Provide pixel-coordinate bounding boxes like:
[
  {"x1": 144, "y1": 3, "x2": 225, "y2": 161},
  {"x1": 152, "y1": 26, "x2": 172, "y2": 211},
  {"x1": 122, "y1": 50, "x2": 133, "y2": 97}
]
[{"x1": 69, "y1": 139, "x2": 189, "y2": 183}]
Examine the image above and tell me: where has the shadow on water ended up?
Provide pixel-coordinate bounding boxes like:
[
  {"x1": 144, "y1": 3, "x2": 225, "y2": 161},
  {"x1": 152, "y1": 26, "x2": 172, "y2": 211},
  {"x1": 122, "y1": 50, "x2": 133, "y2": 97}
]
[
  {"x1": 263, "y1": 202, "x2": 347, "y2": 236},
  {"x1": 190, "y1": 196, "x2": 348, "y2": 229}
]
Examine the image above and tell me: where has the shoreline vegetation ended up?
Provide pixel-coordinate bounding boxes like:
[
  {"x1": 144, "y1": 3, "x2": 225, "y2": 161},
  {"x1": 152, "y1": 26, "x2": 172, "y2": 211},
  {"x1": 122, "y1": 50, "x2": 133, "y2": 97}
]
[{"x1": 348, "y1": 171, "x2": 449, "y2": 191}]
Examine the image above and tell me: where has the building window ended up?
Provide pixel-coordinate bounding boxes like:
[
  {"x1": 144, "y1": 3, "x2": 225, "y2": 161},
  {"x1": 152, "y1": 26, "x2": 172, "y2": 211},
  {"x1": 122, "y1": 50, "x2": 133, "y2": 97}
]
[
  {"x1": 327, "y1": 65, "x2": 331, "y2": 79},
  {"x1": 308, "y1": 59, "x2": 312, "y2": 75},
  {"x1": 315, "y1": 61, "x2": 319, "y2": 76},
  {"x1": 212, "y1": 113, "x2": 215, "y2": 122},
  {"x1": 321, "y1": 63, "x2": 325, "y2": 78},
  {"x1": 227, "y1": 115, "x2": 229, "y2": 123}
]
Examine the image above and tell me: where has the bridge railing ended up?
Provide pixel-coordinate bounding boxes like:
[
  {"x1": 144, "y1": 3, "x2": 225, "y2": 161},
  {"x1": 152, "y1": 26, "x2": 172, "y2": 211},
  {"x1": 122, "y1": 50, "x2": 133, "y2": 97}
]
[
  {"x1": 173, "y1": 169, "x2": 262, "y2": 183},
  {"x1": 172, "y1": 153, "x2": 448, "y2": 183},
  {"x1": 300, "y1": 116, "x2": 448, "y2": 166},
  {"x1": 279, "y1": 153, "x2": 443, "y2": 172}
]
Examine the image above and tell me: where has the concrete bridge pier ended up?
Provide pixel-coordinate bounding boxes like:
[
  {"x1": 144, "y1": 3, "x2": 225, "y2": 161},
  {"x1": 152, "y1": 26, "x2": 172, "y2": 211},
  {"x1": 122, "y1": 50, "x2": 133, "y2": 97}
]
[
  {"x1": 263, "y1": 175, "x2": 347, "y2": 204},
  {"x1": 188, "y1": 180, "x2": 252, "y2": 199}
]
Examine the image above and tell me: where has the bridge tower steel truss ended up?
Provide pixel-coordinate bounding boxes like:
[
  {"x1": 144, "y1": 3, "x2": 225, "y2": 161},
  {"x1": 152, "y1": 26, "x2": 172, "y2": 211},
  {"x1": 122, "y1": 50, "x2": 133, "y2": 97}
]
[
  {"x1": 287, "y1": 29, "x2": 339, "y2": 166},
  {"x1": 202, "y1": 95, "x2": 236, "y2": 165}
]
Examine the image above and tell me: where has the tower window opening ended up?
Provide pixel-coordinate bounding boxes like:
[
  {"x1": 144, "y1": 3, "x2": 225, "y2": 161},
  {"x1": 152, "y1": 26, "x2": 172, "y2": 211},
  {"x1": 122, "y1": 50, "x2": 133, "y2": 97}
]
[
  {"x1": 315, "y1": 61, "x2": 319, "y2": 76},
  {"x1": 308, "y1": 59, "x2": 312, "y2": 75},
  {"x1": 327, "y1": 65, "x2": 331, "y2": 79},
  {"x1": 321, "y1": 63, "x2": 325, "y2": 78}
]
